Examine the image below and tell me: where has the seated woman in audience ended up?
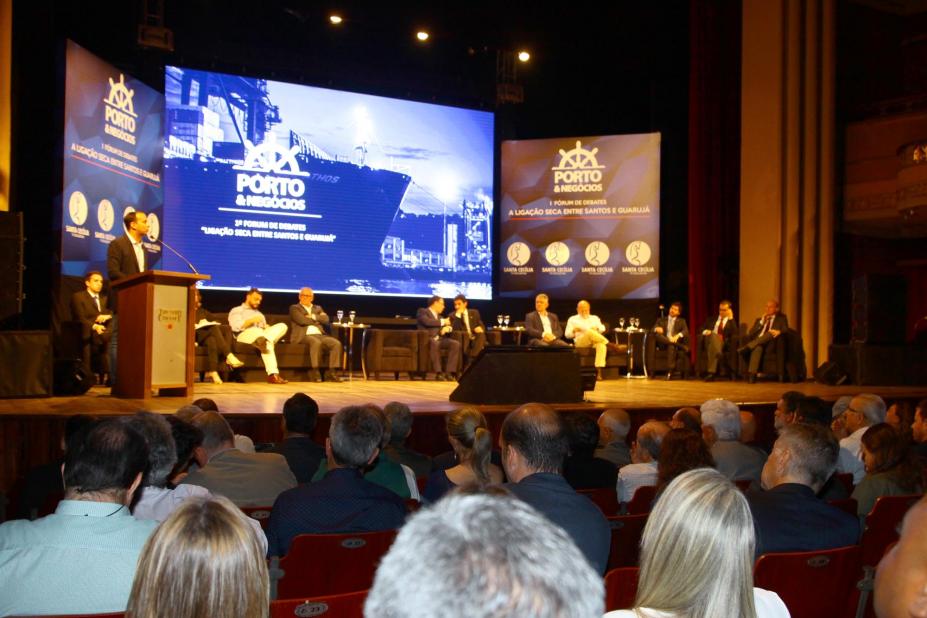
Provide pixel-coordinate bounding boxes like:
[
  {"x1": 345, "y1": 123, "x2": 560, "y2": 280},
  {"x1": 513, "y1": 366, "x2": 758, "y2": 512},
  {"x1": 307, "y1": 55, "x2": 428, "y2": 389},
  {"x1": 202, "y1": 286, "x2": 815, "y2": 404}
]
[
  {"x1": 605, "y1": 468, "x2": 790, "y2": 618},
  {"x1": 655, "y1": 428, "x2": 715, "y2": 497},
  {"x1": 852, "y1": 423, "x2": 925, "y2": 520},
  {"x1": 422, "y1": 407, "x2": 503, "y2": 502},
  {"x1": 126, "y1": 496, "x2": 268, "y2": 618},
  {"x1": 885, "y1": 401, "x2": 915, "y2": 444}
]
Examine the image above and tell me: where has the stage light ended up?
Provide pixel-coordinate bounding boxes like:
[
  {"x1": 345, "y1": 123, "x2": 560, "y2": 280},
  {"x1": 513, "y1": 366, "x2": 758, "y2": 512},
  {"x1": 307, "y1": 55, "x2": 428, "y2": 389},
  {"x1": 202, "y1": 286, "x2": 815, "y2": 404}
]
[
  {"x1": 518, "y1": 50, "x2": 530, "y2": 62},
  {"x1": 329, "y1": 14, "x2": 343, "y2": 25},
  {"x1": 416, "y1": 30, "x2": 430, "y2": 42}
]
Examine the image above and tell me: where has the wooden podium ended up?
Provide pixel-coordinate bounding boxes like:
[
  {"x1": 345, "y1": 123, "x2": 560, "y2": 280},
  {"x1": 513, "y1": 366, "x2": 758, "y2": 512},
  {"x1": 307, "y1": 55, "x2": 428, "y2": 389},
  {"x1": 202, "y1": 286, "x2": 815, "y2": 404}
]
[{"x1": 111, "y1": 270, "x2": 210, "y2": 398}]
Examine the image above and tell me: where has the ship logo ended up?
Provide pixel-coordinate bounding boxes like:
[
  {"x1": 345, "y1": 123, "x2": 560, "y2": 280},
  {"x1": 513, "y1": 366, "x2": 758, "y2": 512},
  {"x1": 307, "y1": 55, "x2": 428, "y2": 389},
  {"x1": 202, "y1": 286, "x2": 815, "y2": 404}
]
[
  {"x1": 103, "y1": 74, "x2": 136, "y2": 117},
  {"x1": 552, "y1": 141, "x2": 605, "y2": 171},
  {"x1": 241, "y1": 131, "x2": 303, "y2": 175},
  {"x1": 551, "y1": 141, "x2": 604, "y2": 194}
]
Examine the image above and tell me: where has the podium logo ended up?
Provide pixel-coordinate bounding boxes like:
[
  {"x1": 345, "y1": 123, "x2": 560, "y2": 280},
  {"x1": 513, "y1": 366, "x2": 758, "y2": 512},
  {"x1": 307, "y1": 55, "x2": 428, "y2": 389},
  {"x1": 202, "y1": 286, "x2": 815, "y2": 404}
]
[
  {"x1": 235, "y1": 132, "x2": 308, "y2": 212},
  {"x1": 551, "y1": 140, "x2": 604, "y2": 193},
  {"x1": 103, "y1": 74, "x2": 137, "y2": 145}
]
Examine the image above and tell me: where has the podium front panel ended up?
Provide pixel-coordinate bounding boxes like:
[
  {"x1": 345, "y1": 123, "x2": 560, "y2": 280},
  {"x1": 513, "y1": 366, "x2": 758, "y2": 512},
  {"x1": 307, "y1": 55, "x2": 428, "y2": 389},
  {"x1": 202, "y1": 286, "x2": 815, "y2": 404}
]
[{"x1": 151, "y1": 284, "x2": 188, "y2": 385}]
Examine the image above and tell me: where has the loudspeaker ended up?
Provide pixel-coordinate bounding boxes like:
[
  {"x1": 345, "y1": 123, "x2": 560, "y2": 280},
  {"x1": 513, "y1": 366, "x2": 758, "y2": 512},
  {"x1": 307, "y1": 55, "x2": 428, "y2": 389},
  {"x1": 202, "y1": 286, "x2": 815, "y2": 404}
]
[
  {"x1": 0, "y1": 331, "x2": 52, "y2": 397},
  {"x1": 851, "y1": 275, "x2": 906, "y2": 344},
  {"x1": 814, "y1": 361, "x2": 847, "y2": 386},
  {"x1": 53, "y1": 358, "x2": 94, "y2": 396},
  {"x1": 0, "y1": 212, "x2": 24, "y2": 325},
  {"x1": 829, "y1": 343, "x2": 924, "y2": 385},
  {"x1": 450, "y1": 346, "x2": 584, "y2": 404}
]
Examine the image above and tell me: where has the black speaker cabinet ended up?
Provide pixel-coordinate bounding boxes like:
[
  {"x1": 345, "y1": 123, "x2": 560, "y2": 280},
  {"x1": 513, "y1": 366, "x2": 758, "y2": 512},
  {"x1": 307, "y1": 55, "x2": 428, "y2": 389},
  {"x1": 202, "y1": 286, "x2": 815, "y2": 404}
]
[
  {"x1": 450, "y1": 346, "x2": 584, "y2": 404},
  {"x1": 0, "y1": 212, "x2": 24, "y2": 324},
  {"x1": 0, "y1": 331, "x2": 52, "y2": 397},
  {"x1": 829, "y1": 343, "x2": 926, "y2": 386},
  {"x1": 851, "y1": 274, "x2": 907, "y2": 344}
]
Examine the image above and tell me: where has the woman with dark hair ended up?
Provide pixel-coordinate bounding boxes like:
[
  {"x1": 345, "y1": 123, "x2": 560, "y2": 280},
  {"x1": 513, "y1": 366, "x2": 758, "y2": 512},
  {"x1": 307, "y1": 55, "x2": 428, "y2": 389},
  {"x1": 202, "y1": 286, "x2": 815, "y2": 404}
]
[
  {"x1": 194, "y1": 288, "x2": 244, "y2": 384},
  {"x1": 886, "y1": 401, "x2": 916, "y2": 444},
  {"x1": 656, "y1": 428, "x2": 716, "y2": 495},
  {"x1": 422, "y1": 407, "x2": 503, "y2": 502},
  {"x1": 852, "y1": 423, "x2": 925, "y2": 519}
]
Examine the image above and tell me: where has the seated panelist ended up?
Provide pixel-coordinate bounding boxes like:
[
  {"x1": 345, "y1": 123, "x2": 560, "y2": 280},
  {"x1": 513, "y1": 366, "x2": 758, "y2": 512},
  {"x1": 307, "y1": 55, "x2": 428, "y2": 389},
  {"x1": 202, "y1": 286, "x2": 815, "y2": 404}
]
[
  {"x1": 416, "y1": 296, "x2": 461, "y2": 381},
  {"x1": 524, "y1": 293, "x2": 568, "y2": 347}
]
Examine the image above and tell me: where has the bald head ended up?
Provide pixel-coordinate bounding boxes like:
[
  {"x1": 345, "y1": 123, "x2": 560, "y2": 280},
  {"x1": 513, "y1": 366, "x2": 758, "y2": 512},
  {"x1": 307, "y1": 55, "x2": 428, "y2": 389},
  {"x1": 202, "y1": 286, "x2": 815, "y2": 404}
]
[
  {"x1": 634, "y1": 421, "x2": 670, "y2": 462},
  {"x1": 597, "y1": 408, "x2": 630, "y2": 445},
  {"x1": 501, "y1": 403, "x2": 569, "y2": 475},
  {"x1": 670, "y1": 407, "x2": 701, "y2": 432}
]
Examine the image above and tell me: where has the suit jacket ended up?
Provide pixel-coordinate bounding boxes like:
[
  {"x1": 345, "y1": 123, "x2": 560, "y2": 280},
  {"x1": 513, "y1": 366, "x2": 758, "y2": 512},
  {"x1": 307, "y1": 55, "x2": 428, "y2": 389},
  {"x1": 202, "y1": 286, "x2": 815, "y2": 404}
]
[
  {"x1": 449, "y1": 308, "x2": 484, "y2": 335},
  {"x1": 106, "y1": 234, "x2": 146, "y2": 282},
  {"x1": 180, "y1": 448, "x2": 297, "y2": 507},
  {"x1": 711, "y1": 441, "x2": 767, "y2": 484},
  {"x1": 701, "y1": 315, "x2": 738, "y2": 340},
  {"x1": 416, "y1": 307, "x2": 446, "y2": 336},
  {"x1": 70, "y1": 290, "x2": 110, "y2": 337},
  {"x1": 288, "y1": 303, "x2": 331, "y2": 344},
  {"x1": 524, "y1": 311, "x2": 564, "y2": 341},
  {"x1": 652, "y1": 316, "x2": 689, "y2": 343},
  {"x1": 747, "y1": 483, "x2": 860, "y2": 558},
  {"x1": 747, "y1": 313, "x2": 789, "y2": 341}
]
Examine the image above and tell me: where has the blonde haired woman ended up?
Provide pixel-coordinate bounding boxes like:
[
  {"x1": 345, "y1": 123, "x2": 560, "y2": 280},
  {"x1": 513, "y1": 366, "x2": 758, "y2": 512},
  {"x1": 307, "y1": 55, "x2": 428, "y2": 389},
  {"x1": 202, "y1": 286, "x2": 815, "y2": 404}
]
[
  {"x1": 422, "y1": 407, "x2": 503, "y2": 502},
  {"x1": 605, "y1": 468, "x2": 790, "y2": 618},
  {"x1": 126, "y1": 496, "x2": 269, "y2": 618}
]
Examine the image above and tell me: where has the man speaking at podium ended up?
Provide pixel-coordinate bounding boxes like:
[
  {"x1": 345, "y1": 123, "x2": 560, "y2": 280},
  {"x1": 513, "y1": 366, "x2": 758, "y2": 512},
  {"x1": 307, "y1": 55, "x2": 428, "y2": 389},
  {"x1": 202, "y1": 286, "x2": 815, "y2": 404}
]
[{"x1": 106, "y1": 210, "x2": 149, "y2": 388}]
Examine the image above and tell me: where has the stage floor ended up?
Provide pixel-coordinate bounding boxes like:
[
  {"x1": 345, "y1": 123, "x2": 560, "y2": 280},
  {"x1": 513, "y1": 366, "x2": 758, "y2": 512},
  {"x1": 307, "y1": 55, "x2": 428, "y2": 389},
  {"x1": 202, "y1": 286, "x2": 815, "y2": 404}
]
[{"x1": 3, "y1": 377, "x2": 925, "y2": 417}]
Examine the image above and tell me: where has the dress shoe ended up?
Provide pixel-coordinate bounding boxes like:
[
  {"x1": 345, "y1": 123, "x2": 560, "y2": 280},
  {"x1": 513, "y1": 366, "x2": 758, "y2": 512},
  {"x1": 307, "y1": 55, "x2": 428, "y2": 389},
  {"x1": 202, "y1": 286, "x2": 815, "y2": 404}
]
[
  {"x1": 324, "y1": 371, "x2": 343, "y2": 383},
  {"x1": 267, "y1": 373, "x2": 288, "y2": 384},
  {"x1": 607, "y1": 343, "x2": 627, "y2": 354},
  {"x1": 253, "y1": 337, "x2": 269, "y2": 354},
  {"x1": 704, "y1": 373, "x2": 715, "y2": 382},
  {"x1": 226, "y1": 353, "x2": 245, "y2": 368},
  {"x1": 665, "y1": 373, "x2": 673, "y2": 381},
  {"x1": 308, "y1": 369, "x2": 322, "y2": 383},
  {"x1": 206, "y1": 371, "x2": 223, "y2": 384}
]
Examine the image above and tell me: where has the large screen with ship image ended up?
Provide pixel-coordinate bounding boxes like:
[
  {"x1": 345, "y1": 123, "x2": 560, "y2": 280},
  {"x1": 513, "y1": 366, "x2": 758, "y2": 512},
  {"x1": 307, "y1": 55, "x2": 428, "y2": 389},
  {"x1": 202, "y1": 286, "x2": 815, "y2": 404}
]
[{"x1": 162, "y1": 66, "x2": 494, "y2": 298}]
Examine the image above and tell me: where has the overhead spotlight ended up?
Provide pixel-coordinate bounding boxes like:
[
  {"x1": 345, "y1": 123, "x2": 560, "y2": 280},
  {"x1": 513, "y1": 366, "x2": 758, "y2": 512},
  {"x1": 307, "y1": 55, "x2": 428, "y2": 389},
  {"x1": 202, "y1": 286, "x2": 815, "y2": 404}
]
[
  {"x1": 416, "y1": 30, "x2": 430, "y2": 42},
  {"x1": 517, "y1": 50, "x2": 531, "y2": 62},
  {"x1": 329, "y1": 14, "x2": 343, "y2": 25}
]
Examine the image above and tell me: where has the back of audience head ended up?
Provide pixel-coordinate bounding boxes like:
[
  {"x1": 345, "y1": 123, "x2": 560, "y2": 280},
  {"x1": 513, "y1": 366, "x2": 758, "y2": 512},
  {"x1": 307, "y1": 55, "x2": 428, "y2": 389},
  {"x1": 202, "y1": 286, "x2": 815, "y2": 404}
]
[
  {"x1": 282, "y1": 392, "x2": 319, "y2": 436},
  {"x1": 126, "y1": 496, "x2": 268, "y2": 618},
  {"x1": 761, "y1": 423, "x2": 839, "y2": 493},
  {"x1": 886, "y1": 401, "x2": 916, "y2": 444},
  {"x1": 166, "y1": 416, "x2": 204, "y2": 483},
  {"x1": 121, "y1": 412, "x2": 177, "y2": 489},
  {"x1": 63, "y1": 413, "x2": 98, "y2": 453},
  {"x1": 739, "y1": 411, "x2": 757, "y2": 444},
  {"x1": 657, "y1": 428, "x2": 715, "y2": 492},
  {"x1": 914, "y1": 398, "x2": 927, "y2": 444},
  {"x1": 566, "y1": 414, "x2": 601, "y2": 458},
  {"x1": 634, "y1": 420, "x2": 670, "y2": 463},
  {"x1": 794, "y1": 396, "x2": 831, "y2": 427},
  {"x1": 670, "y1": 407, "x2": 701, "y2": 433},
  {"x1": 700, "y1": 399, "x2": 741, "y2": 442},
  {"x1": 384, "y1": 401, "x2": 414, "y2": 445},
  {"x1": 190, "y1": 411, "x2": 235, "y2": 456},
  {"x1": 364, "y1": 403, "x2": 391, "y2": 450},
  {"x1": 860, "y1": 423, "x2": 924, "y2": 492},
  {"x1": 874, "y1": 495, "x2": 927, "y2": 618},
  {"x1": 175, "y1": 404, "x2": 204, "y2": 423},
  {"x1": 774, "y1": 391, "x2": 804, "y2": 432},
  {"x1": 597, "y1": 408, "x2": 630, "y2": 445},
  {"x1": 500, "y1": 403, "x2": 568, "y2": 481},
  {"x1": 329, "y1": 405, "x2": 383, "y2": 469},
  {"x1": 63, "y1": 419, "x2": 149, "y2": 505},
  {"x1": 446, "y1": 407, "x2": 492, "y2": 484},
  {"x1": 364, "y1": 492, "x2": 604, "y2": 618},
  {"x1": 192, "y1": 397, "x2": 220, "y2": 413},
  {"x1": 635, "y1": 468, "x2": 756, "y2": 618}
]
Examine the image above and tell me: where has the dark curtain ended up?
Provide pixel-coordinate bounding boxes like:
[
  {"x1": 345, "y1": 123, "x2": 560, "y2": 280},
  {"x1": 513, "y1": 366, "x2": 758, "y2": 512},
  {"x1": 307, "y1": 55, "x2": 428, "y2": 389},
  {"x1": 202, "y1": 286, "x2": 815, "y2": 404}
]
[{"x1": 687, "y1": 0, "x2": 742, "y2": 343}]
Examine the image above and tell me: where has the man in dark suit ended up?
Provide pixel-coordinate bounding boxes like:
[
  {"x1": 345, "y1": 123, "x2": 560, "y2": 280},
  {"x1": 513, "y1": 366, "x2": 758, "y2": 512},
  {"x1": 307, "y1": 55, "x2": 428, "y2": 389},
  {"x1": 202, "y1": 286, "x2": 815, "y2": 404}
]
[
  {"x1": 698, "y1": 299, "x2": 737, "y2": 381},
  {"x1": 416, "y1": 296, "x2": 461, "y2": 381},
  {"x1": 288, "y1": 287, "x2": 342, "y2": 382},
  {"x1": 70, "y1": 271, "x2": 112, "y2": 383},
  {"x1": 651, "y1": 301, "x2": 689, "y2": 380},
  {"x1": 738, "y1": 299, "x2": 789, "y2": 383},
  {"x1": 266, "y1": 393, "x2": 326, "y2": 483},
  {"x1": 524, "y1": 293, "x2": 568, "y2": 347},
  {"x1": 449, "y1": 293, "x2": 485, "y2": 368},
  {"x1": 105, "y1": 210, "x2": 149, "y2": 387},
  {"x1": 747, "y1": 423, "x2": 860, "y2": 558}
]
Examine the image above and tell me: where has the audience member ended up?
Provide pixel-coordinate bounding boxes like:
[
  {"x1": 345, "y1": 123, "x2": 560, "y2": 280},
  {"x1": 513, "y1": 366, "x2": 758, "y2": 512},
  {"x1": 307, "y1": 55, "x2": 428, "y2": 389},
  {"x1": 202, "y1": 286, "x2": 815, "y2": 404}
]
[
  {"x1": 669, "y1": 406, "x2": 702, "y2": 433},
  {"x1": 701, "y1": 399, "x2": 767, "y2": 485},
  {"x1": 501, "y1": 403, "x2": 610, "y2": 573},
  {"x1": 267, "y1": 405, "x2": 406, "y2": 556},
  {"x1": 886, "y1": 401, "x2": 916, "y2": 444},
  {"x1": 836, "y1": 393, "x2": 887, "y2": 484},
  {"x1": 365, "y1": 492, "x2": 604, "y2": 618},
  {"x1": 774, "y1": 390, "x2": 804, "y2": 434},
  {"x1": 830, "y1": 395, "x2": 853, "y2": 438},
  {"x1": 382, "y1": 401, "x2": 432, "y2": 478},
  {"x1": 852, "y1": 423, "x2": 925, "y2": 520},
  {"x1": 617, "y1": 420, "x2": 670, "y2": 503},
  {"x1": 792, "y1": 396, "x2": 851, "y2": 500},
  {"x1": 747, "y1": 424, "x2": 859, "y2": 557},
  {"x1": 604, "y1": 469, "x2": 790, "y2": 618},
  {"x1": 913, "y1": 398, "x2": 927, "y2": 458},
  {"x1": 165, "y1": 415, "x2": 205, "y2": 485},
  {"x1": 190, "y1": 398, "x2": 256, "y2": 453},
  {"x1": 740, "y1": 410, "x2": 764, "y2": 450},
  {"x1": 180, "y1": 411, "x2": 296, "y2": 506},
  {"x1": 873, "y1": 495, "x2": 927, "y2": 618},
  {"x1": 594, "y1": 407, "x2": 632, "y2": 468},
  {"x1": 563, "y1": 413, "x2": 619, "y2": 489},
  {"x1": 423, "y1": 407, "x2": 502, "y2": 502},
  {"x1": 126, "y1": 496, "x2": 268, "y2": 618},
  {"x1": 266, "y1": 393, "x2": 325, "y2": 483},
  {"x1": 656, "y1": 428, "x2": 715, "y2": 495},
  {"x1": 0, "y1": 420, "x2": 157, "y2": 616}
]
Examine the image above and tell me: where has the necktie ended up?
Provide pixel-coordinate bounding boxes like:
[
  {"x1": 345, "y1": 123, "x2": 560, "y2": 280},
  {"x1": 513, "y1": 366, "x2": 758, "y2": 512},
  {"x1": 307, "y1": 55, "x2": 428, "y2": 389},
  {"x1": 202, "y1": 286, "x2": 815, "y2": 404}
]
[
  {"x1": 93, "y1": 294, "x2": 100, "y2": 312},
  {"x1": 761, "y1": 315, "x2": 772, "y2": 336},
  {"x1": 718, "y1": 318, "x2": 725, "y2": 341}
]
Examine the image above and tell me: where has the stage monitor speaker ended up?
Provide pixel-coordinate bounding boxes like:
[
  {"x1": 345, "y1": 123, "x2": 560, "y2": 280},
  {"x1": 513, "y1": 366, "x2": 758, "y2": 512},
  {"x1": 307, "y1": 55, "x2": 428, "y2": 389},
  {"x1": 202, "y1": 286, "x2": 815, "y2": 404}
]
[
  {"x1": 851, "y1": 274, "x2": 906, "y2": 344},
  {"x1": 0, "y1": 331, "x2": 52, "y2": 398},
  {"x1": 53, "y1": 358, "x2": 94, "y2": 396},
  {"x1": 814, "y1": 361, "x2": 848, "y2": 386},
  {"x1": 450, "y1": 346, "x2": 584, "y2": 404},
  {"x1": 829, "y1": 343, "x2": 919, "y2": 385},
  {"x1": 0, "y1": 212, "x2": 24, "y2": 325}
]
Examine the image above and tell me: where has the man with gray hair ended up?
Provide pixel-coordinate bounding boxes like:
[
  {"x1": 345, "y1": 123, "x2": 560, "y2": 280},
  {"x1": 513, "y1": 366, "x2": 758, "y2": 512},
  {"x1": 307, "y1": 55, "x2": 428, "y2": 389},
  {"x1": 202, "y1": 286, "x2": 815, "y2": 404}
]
[
  {"x1": 267, "y1": 405, "x2": 406, "y2": 556},
  {"x1": 835, "y1": 393, "x2": 886, "y2": 484},
  {"x1": 364, "y1": 492, "x2": 604, "y2": 618},
  {"x1": 747, "y1": 424, "x2": 859, "y2": 557},
  {"x1": 701, "y1": 399, "x2": 767, "y2": 484},
  {"x1": 288, "y1": 287, "x2": 343, "y2": 382},
  {"x1": 382, "y1": 401, "x2": 432, "y2": 478},
  {"x1": 616, "y1": 420, "x2": 670, "y2": 503},
  {"x1": 594, "y1": 407, "x2": 632, "y2": 468},
  {"x1": 501, "y1": 403, "x2": 610, "y2": 573},
  {"x1": 180, "y1": 411, "x2": 296, "y2": 506}
]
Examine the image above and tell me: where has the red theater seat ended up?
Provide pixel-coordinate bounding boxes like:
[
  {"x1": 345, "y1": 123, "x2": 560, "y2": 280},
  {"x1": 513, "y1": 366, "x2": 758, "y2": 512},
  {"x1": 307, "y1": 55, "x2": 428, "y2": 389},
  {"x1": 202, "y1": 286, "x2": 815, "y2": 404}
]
[
  {"x1": 240, "y1": 505, "x2": 273, "y2": 530},
  {"x1": 270, "y1": 590, "x2": 367, "y2": 618},
  {"x1": 578, "y1": 487, "x2": 620, "y2": 516},
  {"x1": 754, "y1": 545, "x2": 861, "y2": 618},
  {"x1": 604, "y1": 567, "x2": 640, "y2": 612},
  {"x1": 606, "y1": 513, "x2": 648, "y2": 569},
  {"x1": 626, "y1": 485, "x2": 656, "y2": 515}
]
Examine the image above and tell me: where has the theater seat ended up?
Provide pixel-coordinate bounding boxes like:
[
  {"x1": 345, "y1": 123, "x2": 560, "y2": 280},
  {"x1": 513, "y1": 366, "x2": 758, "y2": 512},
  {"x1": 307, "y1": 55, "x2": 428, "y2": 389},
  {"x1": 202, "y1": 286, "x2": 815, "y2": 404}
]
[
  {"x1": 753, "y1": 545, "x2": 861, "y2": 618},
  {"x1": 604, "y1": 566, "x2": 640, "y2": 612},
  {"x1": 578, "y1": 487, "x2": 620, "y2": 516},
  {"x1": 270, "y1": 590, "x2": 367, "y2": 618},
  {"x1": 626, "y1": 485, "x2": 656, "y2": 515},
  {"x1": 240, "y1": 505, "x2": 273, "y2": 530},
  {"x1": 274, "y1": 530, "x2": 398, "y2": 599},
  {"x1": 365, "y1": 329, "x2": 419, "y2": 380},
  {"x1": 606, "y1": 513, "x2": 648, "y2": 569}
]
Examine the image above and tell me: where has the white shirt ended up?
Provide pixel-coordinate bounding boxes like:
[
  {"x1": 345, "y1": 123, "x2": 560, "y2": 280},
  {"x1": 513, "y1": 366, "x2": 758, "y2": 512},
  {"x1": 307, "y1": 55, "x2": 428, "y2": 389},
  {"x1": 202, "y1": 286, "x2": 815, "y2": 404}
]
[
  {"x1": 666, "y1": 316, "x2": 677, "y2": 336},
  {"x1": 129, "y1": 235, "x2": 145, "y2": 273},
  {"x1": 539, "y1": 313, "x2": 553, "y2": 336},
  {"x1": 616, "y1": 461, "x2": 658, "y2": 503},
  {"x1": 837, "y1": 426, "x2": 868, "y2": 484},
  {"x1": 300, "y1": 304, "x2": 323, "y2": 336},
  {"x1": 604, "y1": 587, "x2": 791, "y2": 618},
  {"x1": 565, "y1": 314, "x2": 606, "y2": 339},
  {"x1": 401, "y1": 464, "x2": 421, "y2": 501}
]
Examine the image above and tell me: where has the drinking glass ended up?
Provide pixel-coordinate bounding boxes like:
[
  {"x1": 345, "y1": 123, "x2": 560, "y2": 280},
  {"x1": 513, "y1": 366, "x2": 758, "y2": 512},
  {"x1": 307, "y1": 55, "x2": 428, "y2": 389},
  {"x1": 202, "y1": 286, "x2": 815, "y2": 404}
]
[
  {"x1": 336, "y1": 310, "x2": 344, "y2": 324},
  {"x1": 348, "y1": 310, "x2": 356, "y2": 325},
  {"x1": 503, "y1": 315, "x2": 510, "y2": 327},
  {"x1": 497, "y1": 315, "x2": 504, "y2": 327},
  {"x1": 631, "y1": 317, "x2": 639, "y2": 330},
  {"x1": 618, "y1": 317, "x2": 625, "y2": 330}
]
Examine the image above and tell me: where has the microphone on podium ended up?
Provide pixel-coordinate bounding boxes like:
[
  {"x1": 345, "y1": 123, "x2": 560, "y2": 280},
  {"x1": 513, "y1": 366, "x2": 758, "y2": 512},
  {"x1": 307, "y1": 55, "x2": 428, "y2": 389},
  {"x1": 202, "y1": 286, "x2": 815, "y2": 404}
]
[
  {"x1": 157, "y1": 239, "x2": 200, "y2": 275},
  {"x1": 659, "y1": 304, "x2": 665, "y2": 318}
]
